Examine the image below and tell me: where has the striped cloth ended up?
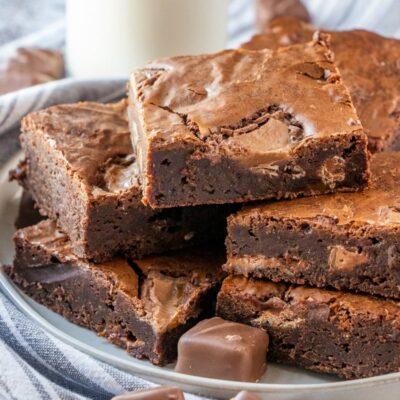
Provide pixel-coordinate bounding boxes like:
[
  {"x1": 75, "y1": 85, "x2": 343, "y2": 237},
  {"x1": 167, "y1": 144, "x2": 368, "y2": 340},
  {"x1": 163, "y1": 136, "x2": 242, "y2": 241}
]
[
  {"x1": 0, "y1": 294, "x2": 152, "y2": 400},
  {"x1": 0, "y1": 1, "x2": 399, "y2": 399}
]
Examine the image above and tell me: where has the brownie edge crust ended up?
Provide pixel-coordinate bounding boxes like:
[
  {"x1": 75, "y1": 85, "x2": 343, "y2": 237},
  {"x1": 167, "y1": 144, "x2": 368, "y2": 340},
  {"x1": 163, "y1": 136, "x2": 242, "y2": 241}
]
[
  {"x1": 217, "y1": 276, "x2": 400, "y2": 380},
  {"x1": 9, "y1": 220, "x2": 224, "y2": 365}
]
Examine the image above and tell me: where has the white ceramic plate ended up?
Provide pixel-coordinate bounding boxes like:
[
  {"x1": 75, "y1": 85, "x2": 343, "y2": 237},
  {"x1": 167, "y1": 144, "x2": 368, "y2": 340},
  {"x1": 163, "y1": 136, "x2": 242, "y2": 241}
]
[{"x1": 1, "y1": 153, "x2": 400, "y2": 400}]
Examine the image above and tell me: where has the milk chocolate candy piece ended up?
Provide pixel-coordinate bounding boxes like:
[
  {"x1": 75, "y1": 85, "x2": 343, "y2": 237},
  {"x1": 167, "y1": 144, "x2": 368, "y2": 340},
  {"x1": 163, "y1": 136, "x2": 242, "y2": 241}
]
[
  {"x1": 175, "y1": 317, "x2": 268, "y2": 382},
  {"x1": 231, "y1": 391, "x2": 262, "y2": 400},
  {"x1": 112, "y1": 387, "x2": 184, "y2": 400}
]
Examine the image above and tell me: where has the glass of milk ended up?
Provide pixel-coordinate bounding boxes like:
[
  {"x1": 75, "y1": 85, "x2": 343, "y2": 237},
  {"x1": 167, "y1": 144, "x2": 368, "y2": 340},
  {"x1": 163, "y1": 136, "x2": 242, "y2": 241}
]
[{"x1": 66, "y1": 0, "x2": 229, "y2": 78}]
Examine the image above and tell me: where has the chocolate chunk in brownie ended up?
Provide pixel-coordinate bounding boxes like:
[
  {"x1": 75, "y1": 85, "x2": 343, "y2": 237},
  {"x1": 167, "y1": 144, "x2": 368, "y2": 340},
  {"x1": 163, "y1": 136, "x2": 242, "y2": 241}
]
[
  {"x1": 175, "y1": 317, "x2": 268, "y2": 382},
  {"x1": 0, "y1": 47, "x2": 64, "y2": 95},
  {"x1": 14, "y1": 100, "x2": 232, "y2": 261},
  {"x1": 112, "y1": 387, "x2": 184, "y2": 400},
  {"x1": 242, "y1": 17, "x2": 400, "y2": 153},
  {"x1": 225, "y1": 152, "x2": 400, "y2": 299},
  {"x1": 129, "y1": 33, "x2": 369, "y2": 208},
  {"x1": 217, "y1": 275, "x2": 400, "y2": 379},
  {"x1": 8, "y1": 220, "x2": 224, "y2": 365}
]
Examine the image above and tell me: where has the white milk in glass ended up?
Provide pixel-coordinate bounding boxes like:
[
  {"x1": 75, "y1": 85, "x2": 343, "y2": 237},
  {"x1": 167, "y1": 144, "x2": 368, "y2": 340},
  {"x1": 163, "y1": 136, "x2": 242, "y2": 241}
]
[{"x1": 66, "y1": 0, "x2": 229, "y2": 78}]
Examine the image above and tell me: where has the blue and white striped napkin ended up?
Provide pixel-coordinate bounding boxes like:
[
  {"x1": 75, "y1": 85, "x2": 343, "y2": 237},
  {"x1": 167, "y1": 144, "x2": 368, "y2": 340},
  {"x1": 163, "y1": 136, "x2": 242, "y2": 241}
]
[{"x1": 0, "y1": 294, "x2": 152, "y2": 400}]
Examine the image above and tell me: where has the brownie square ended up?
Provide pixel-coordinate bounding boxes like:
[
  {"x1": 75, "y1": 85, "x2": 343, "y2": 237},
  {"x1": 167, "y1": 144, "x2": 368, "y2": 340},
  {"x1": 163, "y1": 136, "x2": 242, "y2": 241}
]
[
  {"x1": 225, "y1": 152, "x2": 400, "y2": 299},
  {"x1": 255, "y1": 0, "x2": 310, "y2": 31},
  {"x1": 0, "y1": 47, "x2": 64, "y2": 95},
  {"x1": 129, "y1": 33, "x2": 369, "y2": 208},
  {"x1": 217, "y1": 275, "x2": 400, "y2": 380},
  {"x1": 14, "y1": 100, "x2": 231, "y2": 262},
  {"x1": 242, "y1": 17, "x2": 400, "y2": 153},
  {"x1": 8, "y1": 220, "x2": 224, "y2": 365}
]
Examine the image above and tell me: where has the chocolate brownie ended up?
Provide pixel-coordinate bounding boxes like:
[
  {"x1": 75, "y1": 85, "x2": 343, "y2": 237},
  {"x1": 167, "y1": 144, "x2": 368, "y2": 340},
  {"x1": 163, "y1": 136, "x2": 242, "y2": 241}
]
[
  {"x1": 255, "y1": 0, "x2": 310, "y2": 32},
  {"x1": 224, "y1": 152, "x2": 400, "y2": 299},
  {"x1": 8, "y1": 220, "x2": 224, "y2": 365},
  {"x1": 217, "y1": 276, "x2": 400, "y2": 379},
  {"x1": 0, "y1": 47, "x2": 64, "y2": 95},
  {"x1": 14, "y1": 100, "x2": 231, "y2": 261},
  {"x1": 129, "y1": 33, "x2": 369, "y2": 208},
  {"x1": 242, "y1": 17, "x2": 400, "y2": 153},
  {"x1": 241, "y1": 17, "x2": 315, "y2": 51}
]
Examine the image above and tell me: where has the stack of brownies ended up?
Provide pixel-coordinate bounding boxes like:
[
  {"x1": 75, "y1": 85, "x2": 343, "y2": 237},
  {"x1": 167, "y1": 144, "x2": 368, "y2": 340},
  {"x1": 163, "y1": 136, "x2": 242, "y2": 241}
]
[{"x1": 7, "y1": 17, "x2": 400, "y2": 381}]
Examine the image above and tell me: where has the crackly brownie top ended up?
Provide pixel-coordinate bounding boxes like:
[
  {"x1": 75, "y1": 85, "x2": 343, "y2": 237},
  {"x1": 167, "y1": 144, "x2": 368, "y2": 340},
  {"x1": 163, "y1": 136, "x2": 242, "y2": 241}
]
[
  {"x1": 237, "y1": 152, "x2": 400, "y2": 227},
  {"x1": 131, "y1": 33, "x2": 363, "y2": 156},
  {"x1": 222, "y1": 276, "x2": 400, "y2": 323},
  {"x1": 21, "y1": 100, "x2": 140, "y2": 192},
  {"x1": 243, "y1": 17, "x2": 400, "y2": 152},
  {"x1": 15, "y1": 220, "x2": 223, "y2": 331}
]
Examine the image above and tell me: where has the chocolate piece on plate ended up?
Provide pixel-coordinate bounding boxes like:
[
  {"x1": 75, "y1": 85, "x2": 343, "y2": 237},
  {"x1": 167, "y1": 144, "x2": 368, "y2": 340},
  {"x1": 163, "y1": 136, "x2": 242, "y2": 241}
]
[
  {"x1": 217, "y1": 275, "x2": 400, "y2": 380},
  {"x1": 174, "y1": 317, "x2": 268, "y2": 382},
  {"x1": 231, "y1": 391, "x2": 262, "y2": 400},
  {"x1": 129, "y1": 33, "x2": 369, "y2": 208},
  {"x1": 14, "y1": 100, "x2": 232, "y2": 262},
  {"x1": 0, "y1": 47, "x2": 64, "y2": 95},
  {"x1": 224, "y1": 152, "x2": 400, "y2": 299},
  {"x1": 243, "y1": 17, "x2": 400, "y2": 153},
  {"x1": 112, "y1": 387, "x2": 184, "y2": 400},
  {"x1": 8, "y1": 220, "x2": 224, "y2": 365}
]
